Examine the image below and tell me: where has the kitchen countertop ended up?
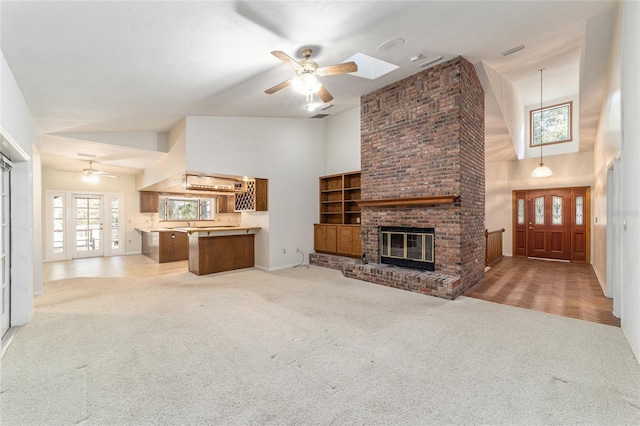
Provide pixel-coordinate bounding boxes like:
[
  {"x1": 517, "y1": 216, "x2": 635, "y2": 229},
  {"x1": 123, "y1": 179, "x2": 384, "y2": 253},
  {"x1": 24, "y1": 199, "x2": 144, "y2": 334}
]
[{"x1": 136, "y1": 226, "x2": 260, "y2": 235}]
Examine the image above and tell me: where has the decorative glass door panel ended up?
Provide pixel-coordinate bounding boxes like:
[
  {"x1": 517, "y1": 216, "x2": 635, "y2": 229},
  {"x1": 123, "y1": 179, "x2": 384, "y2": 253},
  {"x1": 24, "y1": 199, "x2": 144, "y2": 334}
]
[
  {"x1": 526, "y1": 189, "x2": 571, "y2": 260},
  {"x1": 74, "y1": 195, "x2": 104, "y2": 258}
]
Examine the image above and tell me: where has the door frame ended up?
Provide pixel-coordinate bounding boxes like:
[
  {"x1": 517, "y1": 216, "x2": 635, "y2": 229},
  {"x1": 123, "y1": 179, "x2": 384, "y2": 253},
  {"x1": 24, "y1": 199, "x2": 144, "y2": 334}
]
[
  {"x1": 45, "y1": 190, "x2": 125, "y2": 261},
  {"x1": 512, "y1": 186, "x2": 591, "y2": 263}
]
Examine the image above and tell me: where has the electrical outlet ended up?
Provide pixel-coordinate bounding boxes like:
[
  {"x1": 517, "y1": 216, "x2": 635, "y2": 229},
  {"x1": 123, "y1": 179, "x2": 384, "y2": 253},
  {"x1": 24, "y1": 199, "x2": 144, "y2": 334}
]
[{"x1": 283, "y1": 248, "x2": 286, "y2": 254}]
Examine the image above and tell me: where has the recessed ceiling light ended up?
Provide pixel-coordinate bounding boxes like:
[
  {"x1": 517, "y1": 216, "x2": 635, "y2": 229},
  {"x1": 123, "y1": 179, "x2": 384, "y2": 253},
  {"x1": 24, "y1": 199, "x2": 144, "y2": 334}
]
[
  {"x1": 378, "y1": 38, "x2": 404, "y2": 52},
  {"x1": 502, "y1": 45, "x2": 525, "y2": 56}
]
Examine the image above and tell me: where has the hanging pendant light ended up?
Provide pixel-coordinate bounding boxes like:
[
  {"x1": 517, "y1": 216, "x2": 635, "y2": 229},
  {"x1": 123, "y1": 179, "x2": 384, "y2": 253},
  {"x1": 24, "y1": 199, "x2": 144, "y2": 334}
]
[{"x1": 531, "y1": 68, "x2": 553, "y2": 178}]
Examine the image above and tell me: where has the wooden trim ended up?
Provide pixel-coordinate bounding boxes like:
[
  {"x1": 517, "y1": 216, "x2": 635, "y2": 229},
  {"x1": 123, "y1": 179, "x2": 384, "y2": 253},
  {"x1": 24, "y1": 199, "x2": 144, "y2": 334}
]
[
  {"x1": 485, "y1": 228, "x2": 505, "y2": 266},
  {"x1": 357, "y1": 195, "x2": 459, "y2": 207}
]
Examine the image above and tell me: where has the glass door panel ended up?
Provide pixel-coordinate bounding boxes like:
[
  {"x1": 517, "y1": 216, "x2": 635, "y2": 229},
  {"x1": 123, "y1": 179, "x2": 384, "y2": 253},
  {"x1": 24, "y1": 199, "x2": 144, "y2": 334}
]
[{"x1": 74, "y1": 195, "x2": 104, "y2": 258}]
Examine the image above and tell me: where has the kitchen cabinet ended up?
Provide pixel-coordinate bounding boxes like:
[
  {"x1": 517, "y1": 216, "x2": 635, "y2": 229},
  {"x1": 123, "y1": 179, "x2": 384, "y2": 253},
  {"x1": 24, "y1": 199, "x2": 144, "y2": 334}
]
[
  {"x1": 217, "y1": 195, "x2": 236, "y2": 213},
  {"x1": 140, "y1": 192, "x2": 159, "y2": 213},
  {"x1": 140, "y1": 230, "x2": 188, "y2": 263},
  {"x1": 235, "y1": 178, "x2": 268, "y2": 212}
]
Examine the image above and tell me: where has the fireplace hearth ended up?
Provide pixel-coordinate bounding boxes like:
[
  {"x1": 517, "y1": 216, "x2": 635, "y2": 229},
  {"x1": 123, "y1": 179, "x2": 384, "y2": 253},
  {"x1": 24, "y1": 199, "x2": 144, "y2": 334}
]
[{"x1": 380, "y1": 226, "x2": 435, "y2": 271}]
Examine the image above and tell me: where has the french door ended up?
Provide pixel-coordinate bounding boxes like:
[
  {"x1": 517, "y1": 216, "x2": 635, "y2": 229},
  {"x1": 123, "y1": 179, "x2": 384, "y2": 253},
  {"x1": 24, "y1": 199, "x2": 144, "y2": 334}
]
[
  {"x1": 46, "y1": 191, "x2": 124, "y2": 261},
  {"x1": 513, "y1": 187, "x2": 590, "y2": 262},
  {"x1": 1, "y1": 157, "x2": 12, "y2": 337},
  {"x1": 73, "y1": 195, "x2": 104, "y2": 258}
]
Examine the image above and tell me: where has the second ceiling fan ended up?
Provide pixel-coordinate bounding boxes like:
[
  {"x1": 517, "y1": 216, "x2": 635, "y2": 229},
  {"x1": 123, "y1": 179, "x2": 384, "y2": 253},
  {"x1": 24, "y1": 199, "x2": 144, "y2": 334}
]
[{"x1": 265, "y1": 48, "x2": 357, "y2": 103}]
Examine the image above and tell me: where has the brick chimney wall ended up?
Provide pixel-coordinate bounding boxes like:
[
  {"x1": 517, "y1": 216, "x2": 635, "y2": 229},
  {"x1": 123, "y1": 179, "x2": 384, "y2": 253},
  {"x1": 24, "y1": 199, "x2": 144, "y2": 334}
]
[{"x1": 359, "y1": 56, "x2": 485, "y2": 296}]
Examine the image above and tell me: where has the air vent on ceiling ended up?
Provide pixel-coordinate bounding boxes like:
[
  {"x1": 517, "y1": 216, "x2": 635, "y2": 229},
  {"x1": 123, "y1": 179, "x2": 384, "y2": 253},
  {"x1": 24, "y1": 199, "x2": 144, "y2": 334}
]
[{"x1": 311, "y1": 113, "x2": 330, "y2": 119}]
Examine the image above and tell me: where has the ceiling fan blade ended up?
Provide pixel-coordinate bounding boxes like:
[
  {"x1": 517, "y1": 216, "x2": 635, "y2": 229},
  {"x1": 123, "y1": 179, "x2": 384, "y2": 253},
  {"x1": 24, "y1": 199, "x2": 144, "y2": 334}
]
[
  {"x1": 265, "y1": 79, "x2": 292, "y2": 94},
  {"x1": 316, "y1": 61, "x2": 358, "y2": 77},
  {"x1": 318, "y1": 86, "x2": 334, "y2": 103},
  {"x1": 103, "y1": 174, "x2": 119, "y2": 179},
  {"x1": 271, "y1": 51, "x2": 303, "y2": 72}
]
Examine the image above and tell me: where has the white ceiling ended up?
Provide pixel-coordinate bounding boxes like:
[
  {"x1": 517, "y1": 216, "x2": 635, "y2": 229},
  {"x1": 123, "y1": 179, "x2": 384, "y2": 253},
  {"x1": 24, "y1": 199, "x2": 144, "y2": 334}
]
[{"x1": 0, "y1": 0, "x2": 619, "y2": 174}]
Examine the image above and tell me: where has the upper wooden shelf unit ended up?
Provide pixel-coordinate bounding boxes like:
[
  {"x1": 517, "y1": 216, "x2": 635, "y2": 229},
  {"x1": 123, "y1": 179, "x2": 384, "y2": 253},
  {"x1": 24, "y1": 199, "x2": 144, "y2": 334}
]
[
  {"x1": 319, "y1": 171, "x2": 361, "y2": 225},
  {"x1": 357, "y1": 195, "x2": 459, "y2": 207}
]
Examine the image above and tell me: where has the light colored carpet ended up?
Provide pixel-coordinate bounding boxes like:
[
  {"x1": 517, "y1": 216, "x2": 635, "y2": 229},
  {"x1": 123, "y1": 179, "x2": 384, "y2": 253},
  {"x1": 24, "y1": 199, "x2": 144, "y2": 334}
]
[{"x1": 1, "y1": 266, "x2": 639, "y2": 425}]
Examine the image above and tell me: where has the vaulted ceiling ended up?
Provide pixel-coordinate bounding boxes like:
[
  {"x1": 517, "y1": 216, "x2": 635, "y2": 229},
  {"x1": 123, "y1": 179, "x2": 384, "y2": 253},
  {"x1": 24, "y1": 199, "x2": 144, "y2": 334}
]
[{"x1": 0, "y1": 1, "x2": 619, "y2": 174}]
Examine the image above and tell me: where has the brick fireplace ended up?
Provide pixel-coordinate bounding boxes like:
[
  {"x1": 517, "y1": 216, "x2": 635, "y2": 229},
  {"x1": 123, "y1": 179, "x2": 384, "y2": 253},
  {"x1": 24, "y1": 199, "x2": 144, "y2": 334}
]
[{"x1": 312, "y1": 56, "x2": 485, "y2": 300}]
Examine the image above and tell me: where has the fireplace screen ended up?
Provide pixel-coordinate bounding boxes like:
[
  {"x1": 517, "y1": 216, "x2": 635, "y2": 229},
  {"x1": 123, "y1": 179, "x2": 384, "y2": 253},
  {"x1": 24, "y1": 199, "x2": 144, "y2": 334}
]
[{"x1": 380, "y1": 227, "x2": 434, "y2": 271}]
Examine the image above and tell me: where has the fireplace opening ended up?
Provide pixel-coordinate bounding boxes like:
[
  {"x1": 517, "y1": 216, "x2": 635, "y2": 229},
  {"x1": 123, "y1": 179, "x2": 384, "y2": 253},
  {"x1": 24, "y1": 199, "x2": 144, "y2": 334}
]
[{"x1": 380, "y1": 226, "x2": 435, "y2": 271}]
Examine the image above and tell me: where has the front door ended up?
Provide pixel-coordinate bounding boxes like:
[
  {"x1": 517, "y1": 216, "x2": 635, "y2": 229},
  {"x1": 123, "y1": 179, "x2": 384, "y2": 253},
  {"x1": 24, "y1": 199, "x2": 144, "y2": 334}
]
[
  {"x1": 73, "y1": 195, "x2": 104, "y2": 258},
  {"x1": 527, "y1": 189, "x2": 571, "y2": 260},
  {"x1": 513, "y1": 187, "x2": 590, "y2": 262}
]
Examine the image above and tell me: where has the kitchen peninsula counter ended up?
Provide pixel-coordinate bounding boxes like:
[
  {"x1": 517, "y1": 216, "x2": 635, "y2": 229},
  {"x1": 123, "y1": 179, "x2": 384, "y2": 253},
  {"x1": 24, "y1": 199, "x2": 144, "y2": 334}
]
[{"x1": 177, "y1": 226, "x2": 261, "y2": 275}]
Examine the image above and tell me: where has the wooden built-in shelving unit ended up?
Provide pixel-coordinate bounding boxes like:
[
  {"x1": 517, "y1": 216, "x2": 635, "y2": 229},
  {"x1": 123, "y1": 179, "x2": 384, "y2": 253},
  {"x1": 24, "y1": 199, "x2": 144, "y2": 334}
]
[
  {"x1": 316, "y1": 171, "x2": 362, "y2": 258},
  {"x1": 320, "y1": 171, "x2": 361, "y2": 225}
]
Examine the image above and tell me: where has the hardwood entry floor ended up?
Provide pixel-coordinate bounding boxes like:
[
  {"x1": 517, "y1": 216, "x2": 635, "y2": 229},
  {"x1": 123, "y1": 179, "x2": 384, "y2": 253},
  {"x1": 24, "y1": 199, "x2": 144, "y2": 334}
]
[{"x1": 465, "y1": 257, "x2": 620, "y2": 327}]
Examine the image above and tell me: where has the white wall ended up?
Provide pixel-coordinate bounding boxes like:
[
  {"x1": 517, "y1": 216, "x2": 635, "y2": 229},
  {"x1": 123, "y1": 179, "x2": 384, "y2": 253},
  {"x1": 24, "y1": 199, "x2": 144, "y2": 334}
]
[
  {"x1": 485, "y1": 162, "x2": 507, "y2": 232},
  {"x1": 524, "y1": 95, "x2": 580, "y2": 159},
  {"x1": 621, "y1": 0, "x2": 640, "y2": 363},
  {"x1": 136, "y1": 118, "x2": 186, "y2": 190},
  {"x1": 495, "y1": 151, "x2": 594, "y2": 256},
  {"x1": 185, "y1": 116, "x2": 326, "y2": 270},
  {"x1": 41, "y1": 168, "x2": 145, "y2": 258},
  {"x1": 32, "y1": 149, "x2": 43, "y2": 294},
  {"x1": 592, "y1": 5, "x2": 623, "y2": 294},
  {"x1": 482, "y1": 62, "x2": 526, "y2": 159},
  {"x1": 0, "y1": 51, "x2": 40, "y2": 325},
  {"x1": 325, "y1": 107, "x2": 361, "y2": 174}
]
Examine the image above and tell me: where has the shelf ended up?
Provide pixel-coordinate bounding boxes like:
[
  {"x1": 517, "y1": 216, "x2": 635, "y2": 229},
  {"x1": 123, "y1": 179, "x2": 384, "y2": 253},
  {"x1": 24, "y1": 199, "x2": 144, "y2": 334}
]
[
  {"x1": 357, "y1": 195, "x2": 460, "y2": 207},
  {"x1": 319, "y1": 171, "x2": 361, "y2": 226}
]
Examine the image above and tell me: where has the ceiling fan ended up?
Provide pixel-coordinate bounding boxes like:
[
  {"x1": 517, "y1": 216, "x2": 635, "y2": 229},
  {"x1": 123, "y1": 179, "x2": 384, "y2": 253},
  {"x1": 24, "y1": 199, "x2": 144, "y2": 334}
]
[
  {"x1": 265, "y1": 48, "x2": 358, "y2": 103},
  {"x1": 57, "y1": 161, "x2": 119, "y2": 180}
]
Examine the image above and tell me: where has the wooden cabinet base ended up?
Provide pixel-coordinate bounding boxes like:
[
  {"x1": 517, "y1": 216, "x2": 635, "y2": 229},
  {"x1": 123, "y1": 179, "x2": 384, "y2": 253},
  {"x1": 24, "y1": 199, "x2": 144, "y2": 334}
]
[
  {"x1": 141, "y1": 231, "x2": 188, "y2": 263},
  {"x1": 314, "y1": 224, "x2": 361, "y2": 258},
  {"x1": 189, "y1": 234, "x2": 255, "y2": 275}
]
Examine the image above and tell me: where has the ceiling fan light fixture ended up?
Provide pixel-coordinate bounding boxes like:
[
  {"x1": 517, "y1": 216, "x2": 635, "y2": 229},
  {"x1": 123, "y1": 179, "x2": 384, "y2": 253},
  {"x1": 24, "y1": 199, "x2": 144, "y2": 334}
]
[
  {"x1": 82, "y1": 173, "x2": 99, "y2": 184},
  {"x1": 292, "y1": 73, "x2": 321, "y2": 101}
]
